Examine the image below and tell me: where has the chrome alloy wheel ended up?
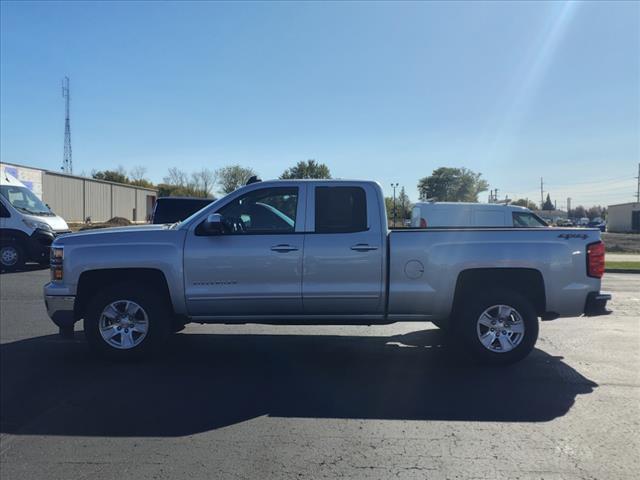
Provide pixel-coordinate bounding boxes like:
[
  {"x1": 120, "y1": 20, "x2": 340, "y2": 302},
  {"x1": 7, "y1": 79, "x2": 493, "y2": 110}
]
[
  {"x1": 99, "y1": 300, "x2": 149, "y2": 349},
  {"x1": 476, "y1": 304, "x2": 525, "y2": 353},
  {"x1": 0, "y1": 246, "x2": 18, "y2": 266}
]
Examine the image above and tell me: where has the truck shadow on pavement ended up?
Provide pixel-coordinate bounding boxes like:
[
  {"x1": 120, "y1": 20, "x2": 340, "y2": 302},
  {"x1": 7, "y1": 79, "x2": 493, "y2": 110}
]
[{"x1": 0, "y1": 329, "x2": 597, "y2": 437}]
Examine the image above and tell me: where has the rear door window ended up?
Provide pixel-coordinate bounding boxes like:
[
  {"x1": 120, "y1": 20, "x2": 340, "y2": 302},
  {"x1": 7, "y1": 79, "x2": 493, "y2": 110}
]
[{"x1": 315, "y1": 186, "x2": 367, "y2": 233}]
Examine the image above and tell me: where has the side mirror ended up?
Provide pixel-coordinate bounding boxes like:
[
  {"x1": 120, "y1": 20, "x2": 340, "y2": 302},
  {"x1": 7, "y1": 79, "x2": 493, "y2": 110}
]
[{"x1": 202, "y1": 213, "x2": 224, "y2": 235}]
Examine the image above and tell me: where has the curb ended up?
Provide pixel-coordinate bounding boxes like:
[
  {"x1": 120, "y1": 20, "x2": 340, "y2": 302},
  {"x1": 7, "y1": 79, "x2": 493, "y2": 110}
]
[{"x1": 605, "y1": 269, "x2": 640, "y2": 274}]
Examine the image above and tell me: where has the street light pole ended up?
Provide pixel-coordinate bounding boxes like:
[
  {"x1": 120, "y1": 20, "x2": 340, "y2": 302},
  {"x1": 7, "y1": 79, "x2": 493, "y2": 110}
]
[{"x1": 391, "y1": 183, "x2": 399, "y2": 227}]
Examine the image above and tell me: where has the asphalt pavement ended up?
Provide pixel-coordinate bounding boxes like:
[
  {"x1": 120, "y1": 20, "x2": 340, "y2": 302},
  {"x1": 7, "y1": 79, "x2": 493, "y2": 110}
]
[{"x1": 0, "y1": 268, "x2": 638, "y2": 479}]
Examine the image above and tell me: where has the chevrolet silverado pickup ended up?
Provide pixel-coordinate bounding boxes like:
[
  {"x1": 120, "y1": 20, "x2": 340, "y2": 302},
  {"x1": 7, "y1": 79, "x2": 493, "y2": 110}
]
[{"x1": 44, "y1": 179, "x2": 611, "y2": 364}]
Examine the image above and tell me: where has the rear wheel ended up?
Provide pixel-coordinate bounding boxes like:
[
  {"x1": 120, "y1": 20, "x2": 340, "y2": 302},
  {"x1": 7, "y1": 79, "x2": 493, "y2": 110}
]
[
  {"x1": 84, "y1": 283, "x2": 171, "y2": 359},
  {"x1": 0, "y1": 244, "x2": 24, "y2": 271},
  {"x1": 456, "y1": 289, "x2": 538, "y2": 365}
]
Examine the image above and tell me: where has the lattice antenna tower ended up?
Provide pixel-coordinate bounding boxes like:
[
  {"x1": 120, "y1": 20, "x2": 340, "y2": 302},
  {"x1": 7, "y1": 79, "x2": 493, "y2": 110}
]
[{"x1": 62, "y1": 76, "x2": 72, "y2": 174}]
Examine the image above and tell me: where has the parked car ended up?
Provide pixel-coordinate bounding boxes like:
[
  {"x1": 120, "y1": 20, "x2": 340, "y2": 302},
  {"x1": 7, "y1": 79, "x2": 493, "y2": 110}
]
[
  {"x1": 151, "y1": 197, "x2": 215, "y2": 224},
  {"x1": 578, "y1": 217, "x2": 590, "y2": 227},
  {"x1": 588, "y1": 219, "x2": 606, "y2": 232},
  {"x1": 410, "y1": 202, "x2": 548, "y2": 228},
  {"x1": 0, "y1": 171, "x2": 70, "y2": 270},
  {"x1": 44, "y1": 179, "x2": 610, "y2": 365},
  {"x1": 556, "y1": 218, "x2": 574, "y2": 227}
]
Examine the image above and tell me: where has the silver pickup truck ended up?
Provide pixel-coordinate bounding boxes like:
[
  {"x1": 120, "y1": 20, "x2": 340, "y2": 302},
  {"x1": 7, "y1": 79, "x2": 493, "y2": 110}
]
[{"x1": 44, "y1": 179, "x2": 610, "y2": 364}]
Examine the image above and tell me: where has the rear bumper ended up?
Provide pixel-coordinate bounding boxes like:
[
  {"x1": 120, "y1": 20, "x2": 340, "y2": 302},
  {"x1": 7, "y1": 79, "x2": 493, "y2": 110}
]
[
  {"x1": 44, "y1": 294, "x2": 76, "y2": 328},
  {"x1": 584, "y1": 291, "x2": 612, "y2": 316}
]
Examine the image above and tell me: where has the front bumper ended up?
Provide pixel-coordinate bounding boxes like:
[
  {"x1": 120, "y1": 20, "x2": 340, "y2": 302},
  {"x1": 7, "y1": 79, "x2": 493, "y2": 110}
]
[
  {"x1": 584, "y1": 292, "x2": 612, "y2": 316},
  {"x1": 26, "y1": 229, "x2": 71, "y2": 263},
  {"x1": 44, "y1": 294, "x2": 75, "y2": 328}
]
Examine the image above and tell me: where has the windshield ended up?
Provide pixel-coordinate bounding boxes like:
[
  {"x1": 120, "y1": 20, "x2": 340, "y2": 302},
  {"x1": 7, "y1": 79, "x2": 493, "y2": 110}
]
[{"x1": 0, "y1": 185, "x2": 53, "y2": 216}]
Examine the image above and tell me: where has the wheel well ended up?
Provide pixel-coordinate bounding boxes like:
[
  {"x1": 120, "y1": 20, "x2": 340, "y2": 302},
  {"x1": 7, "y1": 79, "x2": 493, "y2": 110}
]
[
  {"x1": 75, "y1": 268, "x2": 173, "y2": 320},
  {"x1": 453, "y1": 268, "x2": 546, "y2": 316}
]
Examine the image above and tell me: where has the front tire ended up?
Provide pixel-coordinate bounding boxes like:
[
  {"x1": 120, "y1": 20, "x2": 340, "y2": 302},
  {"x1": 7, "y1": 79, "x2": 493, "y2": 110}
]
[
  {"x1": 0, "y1": 243, "x2": 25, "y2": 271},
  {"x1": 456, "y1": 289, "x2": 539, "y2": 365},
  {"x1": 84, "y1": 283, "x2": 171, "y2": 359}
]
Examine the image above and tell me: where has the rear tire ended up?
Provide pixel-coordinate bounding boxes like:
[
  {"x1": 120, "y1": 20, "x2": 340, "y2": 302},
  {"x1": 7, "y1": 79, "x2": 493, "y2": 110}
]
[
  {"x1": 0, "y1": 243, "x2": 25, "y2": 271},
  {"x1": 84, "y1": 283, "x2": 171, "y2": 359},
  {"x1": 455, "y1": 289, "x2": 538, "y2": 365}
]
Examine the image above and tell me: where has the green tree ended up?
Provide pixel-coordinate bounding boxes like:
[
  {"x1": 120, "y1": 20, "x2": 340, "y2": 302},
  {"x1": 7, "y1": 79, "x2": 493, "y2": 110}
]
[
  {"x1": 542, "y1": 193, "x2": 554, "y2": 211},
  {"x1": 572, "y1": 205, "x2": 587, "y2": 219},
  {"x1": 216, "y1": 165, "x2": 257, "y2": 194},
  {"x1": 280, "y1": 159, "x2": 331, "y2": 179},
  {"x1": 384, "y1": 187, "x2": 412, "y2": 227},
  {"x1": 92, "y1": 166, "x2": 129, "y2": 184},
  {"x1": 512, "y1": 198, "x2": 538, "y2": 210},
  {"x1": 417, "y1": 167, "x2": 489, "y2": 202}
]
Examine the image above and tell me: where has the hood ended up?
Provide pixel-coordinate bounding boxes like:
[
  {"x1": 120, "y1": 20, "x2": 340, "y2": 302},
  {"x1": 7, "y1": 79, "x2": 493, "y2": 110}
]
[
  {"x1": 23, "y1": 213, "x2": 69, "y2": 232},
  {"x1": 56, "y1": 223, "x2": 172, "y2": 244}
]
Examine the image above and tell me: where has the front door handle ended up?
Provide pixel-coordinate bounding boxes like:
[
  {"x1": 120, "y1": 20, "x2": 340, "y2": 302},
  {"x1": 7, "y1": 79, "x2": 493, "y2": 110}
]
[
  {"x1": 350, "y1": 243, "x2": 378, "y2": 252},
  {"x1": 271, "y1": 244, "x2": 299, "y2": 253}
]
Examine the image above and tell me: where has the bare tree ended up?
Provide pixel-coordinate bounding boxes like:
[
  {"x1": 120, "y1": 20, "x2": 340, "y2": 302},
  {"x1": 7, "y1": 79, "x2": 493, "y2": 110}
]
[
  {"x1": 191, "y1": 168, "x2": 217, "y2": 198},
  {"x1": 163, "y1": 167, "x2": 189, "y2": 187},
  {"x1": 216, "y1": 165, "x2": 257, "y2": 194},
  {"x1": 130, "y1": 165, "x2": 148, "y2": 182}
]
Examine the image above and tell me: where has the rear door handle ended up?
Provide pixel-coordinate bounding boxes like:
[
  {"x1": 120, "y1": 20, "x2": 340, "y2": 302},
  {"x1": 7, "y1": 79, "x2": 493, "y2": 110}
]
[
  {"x1": 350, "y1": 243, "x2": 378, "y2": 252},
  {"x1": 271, "y1": 244, "x2": 299, "y2": 253}
]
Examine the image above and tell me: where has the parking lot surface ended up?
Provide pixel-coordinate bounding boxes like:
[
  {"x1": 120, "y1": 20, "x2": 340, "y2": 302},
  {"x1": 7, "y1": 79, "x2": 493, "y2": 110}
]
[{"x1": 1, "y1": 268, "x2": 638, "y2": 479}]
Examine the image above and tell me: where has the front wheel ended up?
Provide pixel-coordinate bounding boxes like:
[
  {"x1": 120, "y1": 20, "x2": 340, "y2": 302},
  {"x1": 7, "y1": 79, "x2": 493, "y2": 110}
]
[
  {"x1": 456, "y1": 289, "x2": 539, "y2": 365},
  {"x1": 84, "y1": 283, "x2": 171, "y2": 359},
  {"x1": 0, "y1": 243, "x2": 25, "y2": 271}
]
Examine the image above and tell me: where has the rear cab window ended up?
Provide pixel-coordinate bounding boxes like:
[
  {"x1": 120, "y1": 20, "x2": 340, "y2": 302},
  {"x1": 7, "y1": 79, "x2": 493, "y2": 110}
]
[{"x1": 314, "y1": 186, "x2": 367, "y2": 233}]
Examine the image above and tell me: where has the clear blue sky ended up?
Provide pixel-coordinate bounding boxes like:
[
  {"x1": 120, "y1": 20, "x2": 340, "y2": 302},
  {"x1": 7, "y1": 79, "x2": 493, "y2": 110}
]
[{"x1": 1, "y1": 1, "x2": 638, "y2": 207}]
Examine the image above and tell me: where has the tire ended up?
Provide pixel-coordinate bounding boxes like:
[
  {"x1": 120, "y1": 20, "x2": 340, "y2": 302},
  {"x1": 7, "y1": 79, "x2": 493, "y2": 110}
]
[
  {"x1": 84, "y1": 282, "x2": 171, "y2": 359},
  {"x1": 455, "y1": 289, "x2": 539, "y2": 365},
  {"x1": 0, "y1": 243, "x2": 25, "y2": 271}
]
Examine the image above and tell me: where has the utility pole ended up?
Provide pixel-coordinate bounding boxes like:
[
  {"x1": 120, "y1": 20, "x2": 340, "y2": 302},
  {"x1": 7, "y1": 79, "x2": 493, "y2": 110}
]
[
  {"x1": 540, "y1": 177, "x2": 544, "y2": 209},
  {"x1": 567, "y1": 197, "x2": 572, "y2": 216},
  {"x1": 62, "y1": 76, "x2": 72, "y2": 174},
  {"x1": 391, "y1": 183, "x2": 399, "y2": 227}
]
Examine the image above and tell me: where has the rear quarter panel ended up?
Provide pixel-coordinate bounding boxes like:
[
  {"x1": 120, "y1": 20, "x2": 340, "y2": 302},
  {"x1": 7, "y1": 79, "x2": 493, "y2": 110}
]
[{"x1": 388, "y1": 228, "x2": 602, "y2": 319}]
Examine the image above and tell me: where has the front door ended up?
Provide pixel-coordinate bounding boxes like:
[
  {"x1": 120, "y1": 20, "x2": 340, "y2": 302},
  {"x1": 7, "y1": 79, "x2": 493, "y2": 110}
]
[
  {"x1": 184, "y1": 186, "x2": 304, "y2": 316},
  {"x1": 302, "y1": 184, "x2": 384, "y2": 315}
]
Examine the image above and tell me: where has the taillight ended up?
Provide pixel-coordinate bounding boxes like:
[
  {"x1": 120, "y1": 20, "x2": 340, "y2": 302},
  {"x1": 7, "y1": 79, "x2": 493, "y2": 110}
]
[
  {"x1": 587, "y1": 241, "x2": 605, "y2": 278},
  {"x1": 420, "y1": 218, "x2": 427, "y2": 228}
]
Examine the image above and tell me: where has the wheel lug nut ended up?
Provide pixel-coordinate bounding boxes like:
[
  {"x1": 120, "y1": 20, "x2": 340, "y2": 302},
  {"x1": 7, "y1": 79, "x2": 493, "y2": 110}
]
[
  {"x1": 117, "y1": 326, "x2": 121, "y2": 330},
  {"x1": 491, "y1": 320, "x2": 496, "y2": 325},
  {"x1": 124, "y1": 328, "x2": 129, "y2": 333},
  {"x1": 490, "y1": 328, "x2": 494, "y2": 332}
]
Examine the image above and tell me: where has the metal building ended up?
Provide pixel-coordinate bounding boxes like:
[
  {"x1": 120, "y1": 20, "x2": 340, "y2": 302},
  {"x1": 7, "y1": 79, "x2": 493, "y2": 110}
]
[
  {"x1": 607, "y1": 202, "x2": 640, "y2": 233},
  {"x1": 0, "y1": 162, "x2": 157, "y2": 223}
]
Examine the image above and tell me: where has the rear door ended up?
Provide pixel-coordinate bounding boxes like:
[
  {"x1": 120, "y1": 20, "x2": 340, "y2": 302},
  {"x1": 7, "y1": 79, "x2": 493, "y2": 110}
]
[{"x1": 302, "y1": 184, "x2": 384, "y2": 315}]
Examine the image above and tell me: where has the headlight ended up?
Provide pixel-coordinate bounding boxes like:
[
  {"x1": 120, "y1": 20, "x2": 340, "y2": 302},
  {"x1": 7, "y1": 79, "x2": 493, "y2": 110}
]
[
  {"x1": 50, "y1": 246, "x2": 64, "y2": 281},
  {"x1": 23, "y1": 219, "x2": 53, "y2": 232}
]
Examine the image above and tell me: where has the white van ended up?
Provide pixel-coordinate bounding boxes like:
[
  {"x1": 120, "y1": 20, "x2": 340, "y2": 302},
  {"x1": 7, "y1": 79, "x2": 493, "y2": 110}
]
[
  {"x1": 410, "y1": 202, "x2": 548, "y2": 228},
  {"x1": 0, "y1": 171, "x2": 70, "y2": 270}
]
